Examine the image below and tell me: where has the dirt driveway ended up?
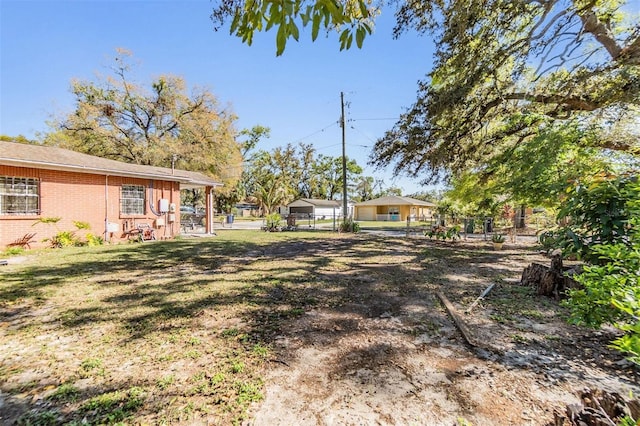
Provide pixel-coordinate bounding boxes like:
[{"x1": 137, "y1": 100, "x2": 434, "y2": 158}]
[{"x1": 243, "y1": 235, "x2": 638, "y2": 425}]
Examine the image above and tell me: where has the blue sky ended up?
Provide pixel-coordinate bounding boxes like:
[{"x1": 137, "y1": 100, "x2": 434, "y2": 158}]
[{"x1": 0, "y1": 1, "x2": 437, "y2": 194}]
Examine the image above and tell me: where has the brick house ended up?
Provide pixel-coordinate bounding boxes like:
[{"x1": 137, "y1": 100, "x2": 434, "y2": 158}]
[{"x1": 0, "y1": 141, "x2": 221, "y2": 248}]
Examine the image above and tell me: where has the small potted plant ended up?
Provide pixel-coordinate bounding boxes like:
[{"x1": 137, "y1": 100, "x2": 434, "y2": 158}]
[{"x1": 491, "y1": 233, "x2": 505, "y2": 250}]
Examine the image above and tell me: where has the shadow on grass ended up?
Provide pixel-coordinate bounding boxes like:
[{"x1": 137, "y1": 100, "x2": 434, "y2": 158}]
[
  {"x1": 0, "y1": 233, "x2": 529, "y2": 346},
  {"x1": 2, "y1": 232, "x2": 634, "y2": 424}
]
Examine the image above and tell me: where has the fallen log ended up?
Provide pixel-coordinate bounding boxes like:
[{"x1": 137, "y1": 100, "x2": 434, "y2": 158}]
[{"x1": 436, "y1": 291, "x2": 482, "y2": 348}]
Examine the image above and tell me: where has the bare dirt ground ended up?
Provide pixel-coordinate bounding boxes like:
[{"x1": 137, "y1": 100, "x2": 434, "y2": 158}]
[
  {"x1": 1, "y1": 232, "x2": 637, "y2": 425},
  {"x1": 243, "y1": 236, "x2": 638, "y2": 426}
]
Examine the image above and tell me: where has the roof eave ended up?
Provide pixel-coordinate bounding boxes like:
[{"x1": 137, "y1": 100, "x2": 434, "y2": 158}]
[
  {"x1": 181, "y1": 181, "x2": 224, "y2": 189},
  {"x1": 1, "y1": 158, "x2": 223, "y2": 187}
]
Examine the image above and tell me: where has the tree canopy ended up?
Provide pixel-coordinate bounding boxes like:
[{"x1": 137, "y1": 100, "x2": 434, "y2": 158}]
[
  {"x1": 212, "y1": 0, "x2": 640, "y2": 188},
  {"x1": 46, "y1": 50, "x2": 242, "y2": 187},
  {"x1": 242, "y1": 142, "x2": 364, "y2": 209},
  {"x1": 372, "y1": 0, "x2": 640, "y2": 181}
]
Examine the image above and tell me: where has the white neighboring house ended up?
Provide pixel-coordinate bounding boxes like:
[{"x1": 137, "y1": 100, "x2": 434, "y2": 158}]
[{"x1": 284, "y1": 198, "x2": 343, "y2": 219}]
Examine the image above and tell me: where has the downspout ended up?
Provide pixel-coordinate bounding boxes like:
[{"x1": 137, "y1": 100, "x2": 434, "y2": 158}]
[
  {"x1": 170, "y1": 181, "x2": 174, "y2": 237},
  {"x1": 104, "y1": 175, "x2": 109, "y2": 242},
  {"x1": 148, "y1": 180, "x2": 161, "y2": 216}
]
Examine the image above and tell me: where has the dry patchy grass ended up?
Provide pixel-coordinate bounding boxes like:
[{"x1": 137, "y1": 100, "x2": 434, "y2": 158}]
[{"x1": 1, "y1": 231, "x2": 636, "y2": 425}]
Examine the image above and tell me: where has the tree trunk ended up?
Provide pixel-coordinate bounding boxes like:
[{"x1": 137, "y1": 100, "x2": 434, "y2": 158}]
[
  {"x1": 555, "y1": 388, "x2": 640, "y2": 426},
  {"x1": 516, "y1": 205, "x2": 526, "y2": 228},
  {"x1": 520, "y1": 252, "x2": 581, "y2": 298}
]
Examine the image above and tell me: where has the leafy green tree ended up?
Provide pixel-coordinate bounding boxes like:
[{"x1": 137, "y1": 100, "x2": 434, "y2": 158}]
[
  {"x1": 372, "y1": 0, "x2": 640, "y2": 181},
  {"x1": 443, "y1": 173, "x2": 503, "y2": 219},
  {"x1": 313, "y1": 154, "x2": 363, "y2": 200},
  {"x1": 374, "y1": 185, "x2": 402, "y2": 198},
  {"x1": 297, "y1": 143, "x2": 321, "y2": 198},
  {"x1": 215, "y1": 125, "x2": 272, "y2": 212},
  {"x1": 245, "y1": 144, "x2": 299, "y2": 200},
  {"x1": 441, "y1": 122, "x2": 634, "y2": 229},
  {"x1": 353, "y1": 175, "x2": 375, "y2": 201},
  {"x1": 1, "y1": 135, "x2": 36, "y2": 144},
  {"x1": 239, "y1": 125, "x2": 271, "y2": 159},
  {"x1": 545, "y1": 173, "x2": 639, "y2": 263},
  {"x1": 241, "y1": 144, "x2": 300, "y2": 213},
  {"x1": 214, "y1": 1, "x2": 639, "y2": 191},
  {"x1": 558, "y1": 174, "x2": 640, "y2": 365},
  {"x1": 211, "y1": 0, "x2": 376, "y2": 55},
  {"x1": 244, "y1": 142, "x2": 364, "y2": 206},
  {"x1": 47, "y1": 49, "x2": 242, "y2": 186},
  {"x1": 489, "y1": 125, "x2": 616, "y2": 209},
  {"x1": 254, "y1": 174, "x2": 293, "y2": 214},
  {"x1": 407, "y1": 189, "x2": 443, "y2": 203}
]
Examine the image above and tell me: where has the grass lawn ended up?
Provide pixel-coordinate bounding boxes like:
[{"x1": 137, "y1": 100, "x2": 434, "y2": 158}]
[
  {"x1": 1, "y1": 231, "x2": 327, "y2": 425},
  {"x1": 3, "y1": 230, "x2": 618, "y2": 425}
]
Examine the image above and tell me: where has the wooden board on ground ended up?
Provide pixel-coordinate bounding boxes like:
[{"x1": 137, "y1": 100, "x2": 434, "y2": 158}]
[{"x1": 436, "y1": 291, "x2": 484, "y2": 349}]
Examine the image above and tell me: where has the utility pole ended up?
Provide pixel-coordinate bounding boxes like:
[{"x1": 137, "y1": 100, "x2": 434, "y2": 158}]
[{"x1": 340, "y1": 91, "x2": 348, "y2": 220}]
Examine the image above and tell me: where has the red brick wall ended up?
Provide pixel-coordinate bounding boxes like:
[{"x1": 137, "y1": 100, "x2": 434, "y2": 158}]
[{"x1": 1, "y1": 165, "x2": 181, "y2": 248}]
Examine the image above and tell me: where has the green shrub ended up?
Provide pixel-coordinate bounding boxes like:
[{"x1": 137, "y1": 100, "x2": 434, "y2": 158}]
[
  {"x1": 566, "y1": 237, "x2": 639, "y2": 327},
  {"x1": 47, "y1": 231, "x2": 80, "y2": 248},
  {"x1": 446, "y1": 225, "x2": 461, "y2": 241},
  {"x1": 491, "y1": 233, "x2": 505, "y2": 243},
  {"x1": 264, "y1": 213, "x2": 282, "y2": 232},
  {"x1": 2, "y1": 246, "x2": 25, "y2": 256},
  {"x1": 339, "y1": 217, "x2": 360, "y2": 233},
  {"x1": 558, "y1": 174, "x2": 640, "y2": 365},
  {"x1": 610, "y1": 287, "x2": 640, "y2": 366},
  {"x1": 544, "y1": 173, "x2": 638, "y2": 262},
  {"x1": 37, "y1": 218, "x2": 100, "y2": 248},
  {"x1": 85, "y1": 233, "x2": 104, "y2": 246},
  {"x1": 425, "y1": 225, "x2": 459, "y2": 241}
]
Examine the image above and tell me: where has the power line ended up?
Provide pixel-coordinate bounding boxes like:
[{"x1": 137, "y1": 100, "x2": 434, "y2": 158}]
[
  {"x1": 314, "y1": 142, "x2": 342, "y2": 151},
  {"x1": 350, "y1": 117, "x2": 398, "y2": 121},
  {"x1": 291, "y1": 121, "x2": 338, "y2": 143},
  {"x1": 349, "y1": 125, "x2": 377, "y2": 145}
]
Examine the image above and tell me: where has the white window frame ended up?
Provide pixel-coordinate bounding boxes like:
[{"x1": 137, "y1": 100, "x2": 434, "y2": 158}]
[
  {"x1": 120, "y1": 184, "x2": 146, "y2": 216},
  {"x1": 0, "y1": 176, "x2": 40, "y2": 216}
]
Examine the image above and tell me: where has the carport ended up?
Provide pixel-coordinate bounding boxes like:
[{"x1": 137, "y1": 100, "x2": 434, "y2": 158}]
[{"x1": 286, "y1": 198, "x2": 341, "y2": 219}]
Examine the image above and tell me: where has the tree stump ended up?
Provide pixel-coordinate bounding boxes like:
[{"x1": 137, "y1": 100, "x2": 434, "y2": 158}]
[
  {"x1": 554, "y1": 388, "x2": 640, "y2": 426},
  {"x1": 520, "y1": 252, "x2": 581, "y2": 298}
]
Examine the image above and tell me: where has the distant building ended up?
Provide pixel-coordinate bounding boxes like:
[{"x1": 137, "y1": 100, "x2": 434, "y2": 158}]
[
  {"x1": 354, "y1": 196, "x2": 436, "y2": 221},
  {"x1": 235, "y1": 202, "x2": 260, "y2": 217},
  {"x1": 285, "y1": 198, "x2": 342, "y2": 219}
]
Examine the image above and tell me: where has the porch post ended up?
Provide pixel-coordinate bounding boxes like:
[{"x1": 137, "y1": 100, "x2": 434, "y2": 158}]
[{"x1": 206, "y1": 186, "x2": 213, "y2": 234}]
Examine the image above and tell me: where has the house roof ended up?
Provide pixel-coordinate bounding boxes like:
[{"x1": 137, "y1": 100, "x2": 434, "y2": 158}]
[
  {"x1": 0, "y1": 141, "x2": 222, "y2": 188},
  {"x1": 287, "y1": 198, "x2": 341, "y2": 208},
  {"x1": 354, "y1": 195, "x2": 437, "y2": 207}
]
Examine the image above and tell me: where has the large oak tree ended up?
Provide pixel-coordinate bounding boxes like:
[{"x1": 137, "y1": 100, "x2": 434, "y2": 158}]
[
  {"x1": 47, "y1": 50, "x2": 242, "y2": 186},
  {"x1": 372, "y1": 0, "x2": 640, "y2": 182}
]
